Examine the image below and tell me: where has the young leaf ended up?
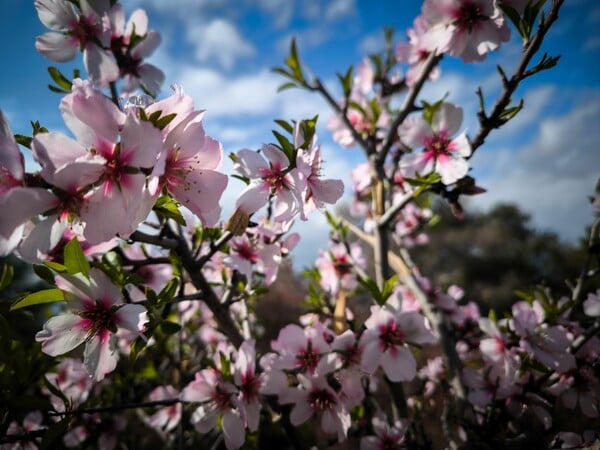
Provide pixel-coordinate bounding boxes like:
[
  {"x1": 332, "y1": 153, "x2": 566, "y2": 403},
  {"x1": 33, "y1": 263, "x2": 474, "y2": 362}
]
[
  {"x1": 14, "y1": 134, "x2": 33, "y2": 148},
  {"x1": 153, "y1": 195, "x2": 187, "y2": 226},
  {"x1": 0, "y1": 262, "x2": 14, "y2": 292},
  {"x1": 63, "y1": 238, "x2": 90, "y2": 278},
  {"x1": 274, "y1": 119, "x2": 294, "y2": 134},
  {"x1": 160, "y1": 320, "x2": 182, "y2": 335},
  {"x1": 40, "y1": 416, "x2": 70, "y2": 450},
  {"x1": 10, "y1": 288, "x2": 65, "y2": 311},
  {"x1": 47, "y1": 66, "x2": 73, "y2": 92},
  {"x1": 272, "y1": 129, "x2": 296, "y2": 162},
  {"x1": 33, "y1": 264, "x2": 56, "y2": 285},
  {"x1": 157, "y1": 278, "x2": 179, "y2": 306}
]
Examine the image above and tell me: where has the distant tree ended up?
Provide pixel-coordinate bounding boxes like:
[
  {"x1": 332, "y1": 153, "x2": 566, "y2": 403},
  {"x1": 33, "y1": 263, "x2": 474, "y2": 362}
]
[{"x1": 411, "y1": 203, "x2": 591, "y2": 313}]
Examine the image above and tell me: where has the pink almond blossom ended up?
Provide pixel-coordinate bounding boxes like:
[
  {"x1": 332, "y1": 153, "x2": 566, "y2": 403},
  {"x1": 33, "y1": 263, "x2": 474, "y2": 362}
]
[
  {"x1": 0, "y1": 110, "x2": 57, "y2": 255},
  {"x1": 159, "y1": 110, "x2": 228, "y2": 226},
  {"x1": 279, "y1": 373, "x2": 351, "y2": 442},
  {"x1": 396, "y1": 16, "x2": 441, "y2": 86},
  {"x1": 421, "y1": 0, "x2": 510, "y2": 62},
  {"x1": 399, "y1": 102, "x2": 471, "y2": 185},
  {"x1": 295, "y1": 125, "x2": 344, "y2": 220},
  {"x1": 146, "y1": 385, "x2": 182, "y2": 434},
  {"x1": 35, "y1": 0, "x2": 119, "y2": 85},
  {"x1": 234, "y1": 340, "x2": 263, "y2": 432},
  {"x1": 35, "y1": 268, "x2": 148, "y2": 381},
  {"x1": 181, "y1": 368, "x2": 245, "y2": 450},
  {"x1": 360, "y1": 298, "x2": 436, "y2": 382},
  {"x1": 108, "y1": 5, "x2": 164, "y2": 95},
  {"x1": 234, "y1": 144, "x2": 304, "y2": 222}
]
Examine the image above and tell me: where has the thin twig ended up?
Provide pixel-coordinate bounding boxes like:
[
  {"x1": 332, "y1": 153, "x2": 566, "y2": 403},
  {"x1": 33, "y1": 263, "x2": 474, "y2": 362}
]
[
  {"x1": 310, "y1": 78, "x2": 373, "y2": 156},
  {"x1": 469, "y1": 0, "x2": 565, "y2": 156},
  {"x1": 377, "y1": 52, "x2": 443, "y2": 165},
  {"x1": 173, "y1": 228, "x2": 244, "y2": 348},
  {"x1": 197, "y1": 230, "x2": 234, "y2": 268},
  {"x1": 129, "y1": 230, "x2": 178, "y2": 250},
  {"x1": 572, "y1": 217, "x2": 599, "y2": 304},
  {"x1": 378, "y1": 190, "x2": 416, "y2": 228},
  {"x1": 48, "y1": 398, "x2": 182, "y2": 416}
]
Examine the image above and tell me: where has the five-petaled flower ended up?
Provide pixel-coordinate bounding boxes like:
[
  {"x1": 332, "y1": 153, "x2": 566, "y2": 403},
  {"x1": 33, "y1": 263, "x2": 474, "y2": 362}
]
[{"x1": 35, "y1": 268, "x2": 148, "y2": 381}]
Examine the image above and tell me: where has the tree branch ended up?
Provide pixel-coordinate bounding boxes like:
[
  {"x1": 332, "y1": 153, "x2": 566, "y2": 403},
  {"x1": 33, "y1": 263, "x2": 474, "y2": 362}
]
[
  {"x1": 377, "y1": 52, "x2": 443, "y2": 165},
  {"x1": 469, "y1": 0, "x2": 565, "y2": 156}
]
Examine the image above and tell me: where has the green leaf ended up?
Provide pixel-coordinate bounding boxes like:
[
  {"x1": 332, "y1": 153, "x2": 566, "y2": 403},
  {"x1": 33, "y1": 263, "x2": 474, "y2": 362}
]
[
  {"x1": 514, "y1": 288, "x2": 534, "y2": 301},
  {"x1": 160, "y1": 320, "x2": 181, "y2": 335},
  {"x1": 130, "y1": 335, "x2": 149, "y2": 362},
  {"x1": 219, "y1": 351, "x2": 232, "y2": 378},
  {"x1": 299, "y1": 115, "x2": 319, "y2": 149},
  {"x1": 285, "y1": 38, "x2": 305, "y2": 82},
  {"x1": 44, "y1": 261, "x2": 67, "y2": 272},
  {"x1": 145, "y1": 287, "x2": 158, "y2": 308},
  {"x1": 498, "y1": 99, "x2": 524, "y2": 123},
  {"x1": 359, "y1": 275, "x2": 398, "y2": 305},
  {"x1": 155, "y1": 113, "x2": 177, "y2": 130},
  {"x1": 33, "y1": 264, "x2": 56, "y2": 285},
  {"x1": 157, "y1": 278, "x2": 179, "y2": 306},
  {"x1": 272, "y1": 129, "x2": 296, "y2": 162},
  {"x1": 421, "y1": 99, "x2": 445, "y2": 125},
  {"x1": 31, "y1": 120, "x2": 48, "y2": 135},
  {"x1": 499, "y1": 3, "x2": 523, "y2": 37},
  {"x1": 40, "y1": 416, "x2": 70, "y2": 450},
  {"x1": 64, "y1": 238, "x2": 90, "y2": 278},
  {"x1": 359, "y1": 276, "x2": 384, "y2": 305},
  {"x1": 48, "y1": 84, "x2": 69, "y2": 94},
  {"x1": 337, "y1": 66, "x2": 353, "y2": 99},
  {"x1": 153, "y1": 195, "x2": 186, "y2": 226},
  {"x1": 14, "y1": 134, "x2": 32, "y2": 148},
  {"x1": 277, "y1": 81, "x2": 299, "y2": 92},
  {"x1": 381, "y1": 275, "x2": 399, "y2": 301},
  {"x1": 231, "y1": 174, "x2": 250, "y2": 185},
  {"x1": 48, "y1": 66, "x2": 73, "y2": 92},
  {"x1": 44, "y1": 376, "x2": 69, "y2": 410},
  {"x1": 148, "y1": 110, "x2": 162, "y2": 122},
  {"x1": 274, "y1": 119, "x2": 294, "y2": 134},
  {"x1": 10, "y1": 288, "x2": 65, "y2": 311},
  {"x1": 0, "y1": 262, "x2": 14, "y2": 292}
]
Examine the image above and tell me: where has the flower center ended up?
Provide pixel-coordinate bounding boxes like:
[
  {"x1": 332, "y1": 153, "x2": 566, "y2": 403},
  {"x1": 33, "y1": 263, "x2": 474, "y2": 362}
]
[
  {"x1": 79, "y1": 301, "x2": 118, "y2": 335},
  {"x1": 0, "y1": 166, "x2": 21, "y2": 194},
  {"x1": 296, "y1": 341, "x2": 321, "y2": 373},
  {"x1": 455, "y1": 3, "x2": 487, "y2": 32},
  {"x1": 233, "y1": 241, "x2": 259, "y2": 263},
  {"x1": 308, "y1": 388, "x2": 336, "y2": 412},
  {"x1": 424, "y1": 132, "x2": 453, "y2": 156},
  {"x1": 259, "y1": 167, "x2": 287, "y2": 193},
  {"x1": 379, "y1": 320, "x2": 406, "y2": 349},
  {"x1": 211, "y1": 385, "x2": 234, "y2": 411},
  {"x1": 240, "y1": 370, "x2": 261, "y2": 402},
  {"x1": 333, "y1": 255, "x2": 353, "y2": 277}
]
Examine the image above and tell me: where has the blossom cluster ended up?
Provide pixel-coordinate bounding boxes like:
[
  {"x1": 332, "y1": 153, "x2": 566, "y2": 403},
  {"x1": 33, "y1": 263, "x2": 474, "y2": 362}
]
[
  {"x1": 2, "y1": 0, "x2": 598, "y2": 449},
  {"x1": 35, "y1": 0, "x2": 164, "y2": 93}
]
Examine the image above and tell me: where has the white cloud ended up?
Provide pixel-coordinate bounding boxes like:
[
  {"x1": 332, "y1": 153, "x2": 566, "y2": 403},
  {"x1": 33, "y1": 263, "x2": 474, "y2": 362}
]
[
  {"x1": 276, "y1": 27, "x2": 331, "y2": 53},
  {"x1": 176, "y1": 67, "x2": 280, "y2": 117},
  {"x1": 498, "y1": 85, "x2": 556, "y2": 137},
  {"x1": 585, "y1": 35, "x2": 600, "y2": 51},
  {"x1": 254, "y1": 0, "x2": 294, "y2": 28},
  {"x1": 186, "y1": 18, "x2": 255, "y2": 69},
  {"x1": 358, "y1": 32, "x2": 384, "y2": 55},
  {"x1": 472, "y1": 95, "x2": 600, "y2": 242},
  {"x1": 325, "y1": 0, "x2": 356, "y2": 21},
  {"x1": 300, "y1": 0, "x2": 355, "y2": 21}
]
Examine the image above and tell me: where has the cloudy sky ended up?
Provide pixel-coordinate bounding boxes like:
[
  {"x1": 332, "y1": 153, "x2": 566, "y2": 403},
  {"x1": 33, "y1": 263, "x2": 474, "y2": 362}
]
[{"x1": 1, "y1": 0, "x2": 599, "y2": 268}]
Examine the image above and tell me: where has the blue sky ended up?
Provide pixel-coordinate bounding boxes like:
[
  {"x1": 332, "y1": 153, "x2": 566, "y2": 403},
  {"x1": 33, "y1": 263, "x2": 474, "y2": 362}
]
[{"x1": 1, "y1": 0, "x2": 599, "y2": 268}]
